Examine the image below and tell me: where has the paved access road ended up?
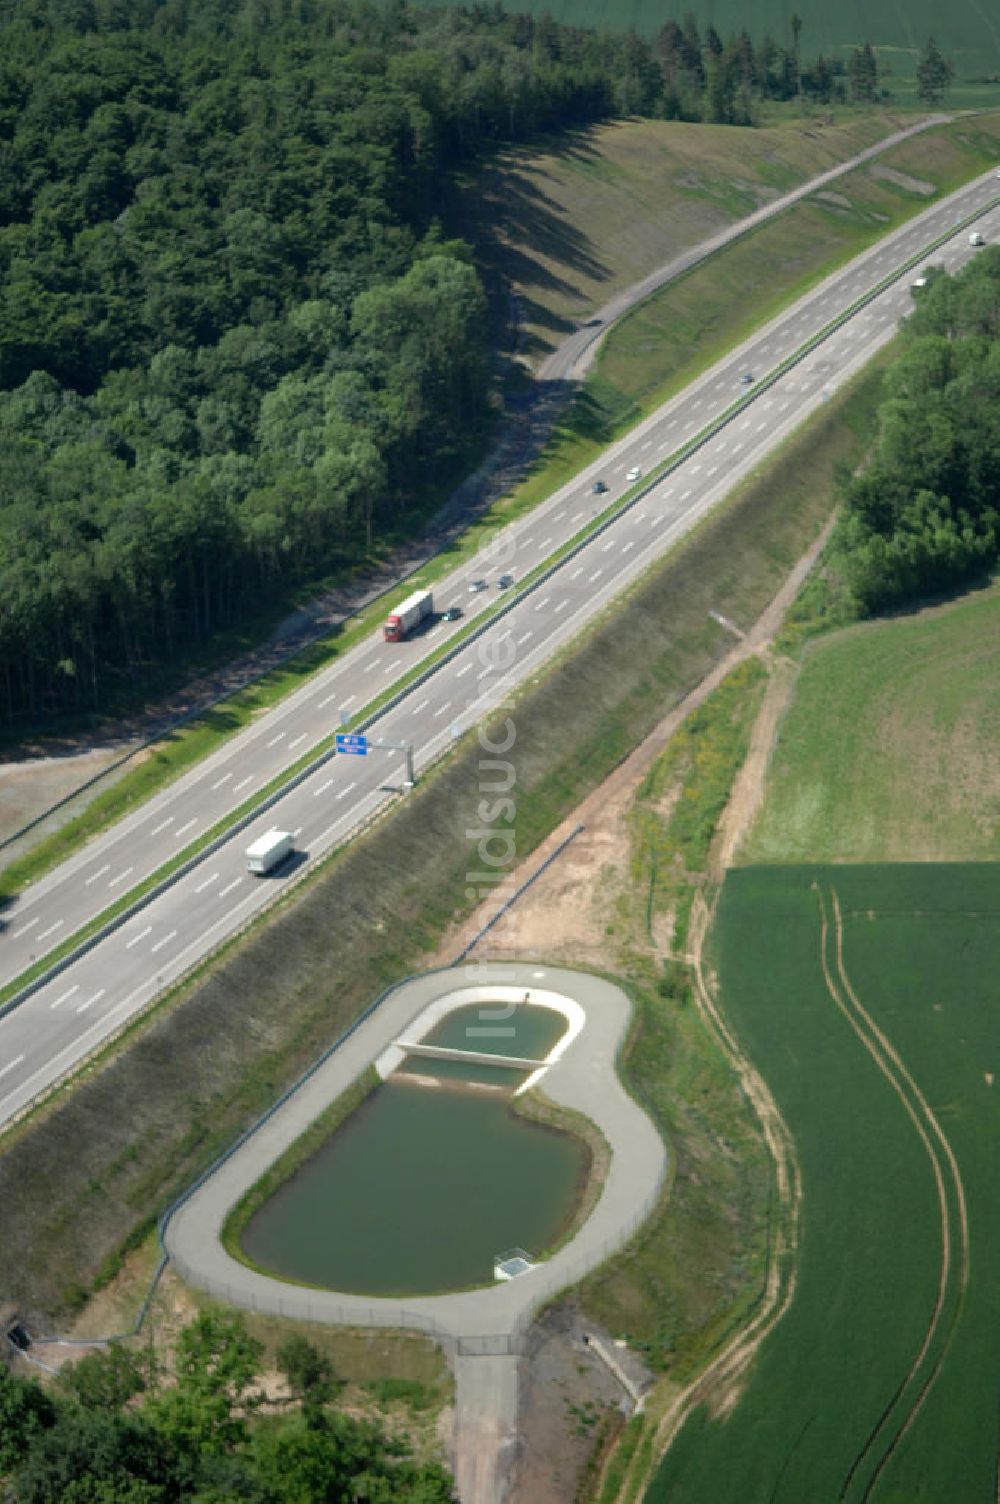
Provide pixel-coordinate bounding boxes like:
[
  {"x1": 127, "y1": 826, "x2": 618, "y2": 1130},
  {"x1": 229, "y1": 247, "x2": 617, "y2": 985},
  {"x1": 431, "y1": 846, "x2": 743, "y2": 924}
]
[{"x1": 0, "y1": 173, "x2": 997, "y2": 1125}]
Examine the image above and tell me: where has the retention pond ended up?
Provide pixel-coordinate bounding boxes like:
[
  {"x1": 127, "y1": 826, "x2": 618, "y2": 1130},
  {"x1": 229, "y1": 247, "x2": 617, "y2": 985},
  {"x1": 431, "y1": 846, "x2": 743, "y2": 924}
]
[{"x1": 240, "y1": 1004, "x2": 588, "y2": 1294}]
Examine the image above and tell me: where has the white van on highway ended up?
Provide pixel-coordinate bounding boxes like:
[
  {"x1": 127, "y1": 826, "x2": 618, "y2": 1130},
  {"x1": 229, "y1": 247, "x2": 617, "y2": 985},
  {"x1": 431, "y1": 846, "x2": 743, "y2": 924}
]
[{"x1": 246, "y1": 829, "x2": 294, "y2": 875}]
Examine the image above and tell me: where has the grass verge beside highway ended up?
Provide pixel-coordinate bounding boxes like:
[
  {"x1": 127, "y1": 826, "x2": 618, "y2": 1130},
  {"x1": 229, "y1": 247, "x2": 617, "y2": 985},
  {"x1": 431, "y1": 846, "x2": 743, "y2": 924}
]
[
  {"x1": 512, "y1": 113, "x2": 1000, "y2": 505},
  {"x1": 0, "y1": 350, "x2": 886, "y2": 1323},
  {"x1": 462, "y1": 111, "x2": 920, "y2": 364}
]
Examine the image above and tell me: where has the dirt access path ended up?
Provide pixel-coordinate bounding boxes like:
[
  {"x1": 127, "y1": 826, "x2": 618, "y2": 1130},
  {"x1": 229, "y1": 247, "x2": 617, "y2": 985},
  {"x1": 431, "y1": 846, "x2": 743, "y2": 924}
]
[
  {"x1": 439, "y1": 514, "x2": 832, "y2": 968},
  {"x1": 811, "y1": 885, "x2": 969, "y2": 1497}
]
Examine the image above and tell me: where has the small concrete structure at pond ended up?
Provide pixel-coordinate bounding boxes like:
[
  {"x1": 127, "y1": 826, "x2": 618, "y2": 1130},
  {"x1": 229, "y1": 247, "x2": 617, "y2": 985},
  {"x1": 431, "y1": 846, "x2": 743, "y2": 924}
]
[
  {"x1": 163, "y1": 963, "x2": 667, "y2": 1504},
  {"x1": 493, "y1": 1249, "x2": 536, "y2": 1282}
]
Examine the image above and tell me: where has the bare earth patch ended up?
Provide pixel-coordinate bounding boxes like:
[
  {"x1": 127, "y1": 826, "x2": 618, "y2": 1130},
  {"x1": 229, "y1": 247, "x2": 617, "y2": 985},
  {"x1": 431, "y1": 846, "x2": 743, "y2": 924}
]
[
  {"x1": 868, "y1": 162, "x2": 935, "y2": 194},
  {"x1": 508, "y1": 1306, "x2": 633, "y2": 1504}
]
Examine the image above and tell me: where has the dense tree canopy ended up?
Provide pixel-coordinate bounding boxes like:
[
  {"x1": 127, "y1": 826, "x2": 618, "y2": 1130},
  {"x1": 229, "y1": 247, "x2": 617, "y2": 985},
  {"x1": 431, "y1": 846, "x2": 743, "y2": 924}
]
[
  {"x1": 837, "y1": 248, "x2": 1000, "y2": 610},
  {"x1": 1, "y1": 1313, "x2": 457, "y2": 1500},
  {"x1": 917, "y1": 36, "x2": 955, "y2": 106}
]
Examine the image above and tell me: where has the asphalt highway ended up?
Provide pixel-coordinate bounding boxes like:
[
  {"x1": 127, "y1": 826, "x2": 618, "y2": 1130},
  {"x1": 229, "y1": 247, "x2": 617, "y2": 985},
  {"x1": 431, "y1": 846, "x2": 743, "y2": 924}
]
[{"x1": 0, "y1": 170, "x2": 997, "y2": 1126}]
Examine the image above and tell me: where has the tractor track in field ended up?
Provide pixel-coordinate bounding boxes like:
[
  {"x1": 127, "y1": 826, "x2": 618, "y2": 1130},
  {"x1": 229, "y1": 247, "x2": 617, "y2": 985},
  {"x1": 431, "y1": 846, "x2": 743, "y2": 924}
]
[
  {"x1": 816, "y1": 885, "x2": 969, "y2": 1502},
  {"x1": 609, "y1": 883, "x2": 803, "y2": 1502}
]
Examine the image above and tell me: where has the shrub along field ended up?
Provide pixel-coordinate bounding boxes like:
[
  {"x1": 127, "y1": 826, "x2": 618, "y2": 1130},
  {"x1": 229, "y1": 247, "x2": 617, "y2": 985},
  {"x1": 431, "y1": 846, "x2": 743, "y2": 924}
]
[{"x1": 649, "y1": 862, "x2": 1000, "y2": 1503}]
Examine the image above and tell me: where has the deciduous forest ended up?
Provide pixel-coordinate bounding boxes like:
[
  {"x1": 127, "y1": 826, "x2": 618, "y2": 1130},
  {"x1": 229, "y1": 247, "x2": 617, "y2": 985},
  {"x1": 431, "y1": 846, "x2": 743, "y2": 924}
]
[
  {"x1": 837, "y1": 249, "x2": 1000, "y2": 610},
  {"x1": 0, "y1": 1311, "x2": 457, "y2": 1501}
]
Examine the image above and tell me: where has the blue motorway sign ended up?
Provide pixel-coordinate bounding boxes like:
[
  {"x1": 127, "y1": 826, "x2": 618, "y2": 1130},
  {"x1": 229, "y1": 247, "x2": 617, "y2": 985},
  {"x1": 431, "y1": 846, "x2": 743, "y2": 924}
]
[{"x1": 335, "y1": 733, "x2": 368, "y2": 756}]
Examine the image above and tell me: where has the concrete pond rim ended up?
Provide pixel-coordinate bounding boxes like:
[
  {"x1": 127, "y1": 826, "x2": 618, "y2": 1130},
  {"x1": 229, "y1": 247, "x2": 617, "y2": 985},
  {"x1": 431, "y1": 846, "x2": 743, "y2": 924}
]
[{"x1": 162, "y1": 961, "x2": 668, "y2": 1352}]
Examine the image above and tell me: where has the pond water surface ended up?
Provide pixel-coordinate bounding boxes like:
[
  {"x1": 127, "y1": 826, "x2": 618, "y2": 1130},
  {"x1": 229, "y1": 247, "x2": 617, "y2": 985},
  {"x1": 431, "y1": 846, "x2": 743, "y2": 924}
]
[{"x1": 240, "y1": 1007, "x2": 585, "y2": 1294}]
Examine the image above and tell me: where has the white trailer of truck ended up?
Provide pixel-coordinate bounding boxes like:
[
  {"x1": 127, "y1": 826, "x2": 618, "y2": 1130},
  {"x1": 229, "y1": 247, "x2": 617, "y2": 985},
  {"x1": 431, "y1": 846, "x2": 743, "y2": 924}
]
[
  {"x1": 384, "y1": 588, "x2": 433, "y2": 642},
  {"x1": 245, "y1": 828, "x2": 294, "y2": 875}
]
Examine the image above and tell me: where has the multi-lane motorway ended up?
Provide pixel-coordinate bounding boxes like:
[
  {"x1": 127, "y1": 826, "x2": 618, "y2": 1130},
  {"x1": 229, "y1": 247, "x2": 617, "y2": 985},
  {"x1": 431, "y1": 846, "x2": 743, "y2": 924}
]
[{"x1": 1, "y1": 170, "x2": 997, "y2": 1128}]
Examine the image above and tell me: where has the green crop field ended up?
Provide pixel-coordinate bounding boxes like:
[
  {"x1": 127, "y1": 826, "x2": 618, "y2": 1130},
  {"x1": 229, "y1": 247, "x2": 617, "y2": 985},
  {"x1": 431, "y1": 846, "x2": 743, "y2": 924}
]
[
  {"x1": 647, "y1": 862, "x2": 1000, "y2": 1502},
  {"x1": 415, "y1": 0, "x2": 1000, "y2": 87},
  {"x1": 747, "y1": 586, "x2": 1000, "y2": 864}
]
